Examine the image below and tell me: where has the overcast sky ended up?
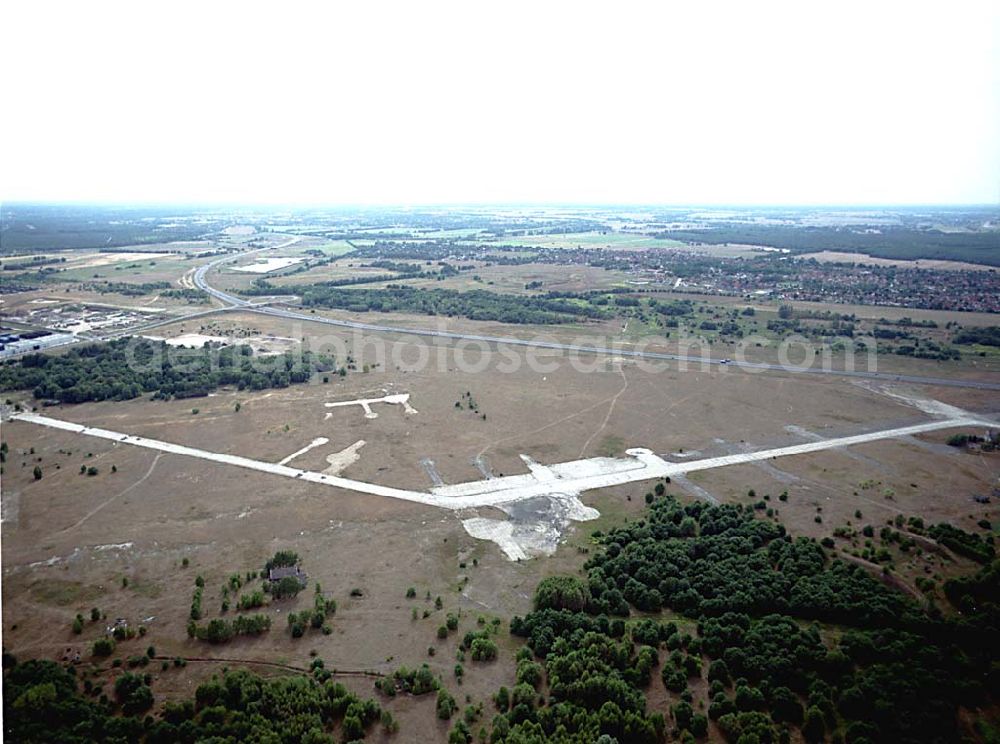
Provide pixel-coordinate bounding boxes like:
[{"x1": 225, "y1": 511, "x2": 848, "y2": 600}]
[{"x1": 2, "y1": 1, "x2": 998, "y2": 205}]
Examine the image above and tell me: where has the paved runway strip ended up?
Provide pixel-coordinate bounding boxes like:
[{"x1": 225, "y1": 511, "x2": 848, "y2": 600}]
[{"x1": 11, "y1": 411, "x2": 989, "y2": 510}]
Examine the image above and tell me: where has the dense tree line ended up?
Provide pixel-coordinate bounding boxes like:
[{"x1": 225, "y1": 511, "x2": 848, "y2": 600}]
[
  {"x1": 242, "y1": 260, "x2": 463, "y2": 297},
  {"x1": 1, "y1": 204, "x2": 220, "y2": 253},
  {"x1": 927, "y1": 523, "x2": 996, "y2": 564},
  {"x1": 1, "y1": 256, "x2": 68, "y2": 271},
  {"x1": 186, "y1": 613, "x2": 272, "y2": 643},
  {"x1": 952, "y1": 326, "x2": 1000, "y2": 347},
  {"x1": 588, "y1": 499, "x2": 919, "y2": 626},
  {"x1": 652, "y1": 224, "x2": 1000, "y2": 266},
  {"x1": 492, "y1": 494, "x2": 997, "y2": 743},
  {"x1": 0, "y1": 279, "x2": 41, "y2": 294},
  {"x1": 278, "y1": 285, "x2": 611, "y2": 325},
  {"x1": 944, "y1": 559, "x2": 1000, "y2": 623},
  {"x1": 161, "y1": 288, "x2": 210, "y2": 303},
  {"x1": 264, "y1": 550, "x2": 300, "y2": 573},
  {"x1": 242, "y1": 274, "x2": 401, "y2": 293},
  {"x1": 3, "y1": 657, "x2": 390, "y2": 742},
  {"x1": 0, "y1": 338, "x2": 335, "y2": 403},
  {"x1": 80, "y1": 281, "x2": 171, "y2": 296}
]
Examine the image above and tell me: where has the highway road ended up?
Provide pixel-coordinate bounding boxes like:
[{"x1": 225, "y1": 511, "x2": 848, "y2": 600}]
[
  {"x1": 192, "y1": 252, "x2": 1000, "y2": 392},
  {"x1": 191, "y1": 236, "x2": 301, "y2": 306}
]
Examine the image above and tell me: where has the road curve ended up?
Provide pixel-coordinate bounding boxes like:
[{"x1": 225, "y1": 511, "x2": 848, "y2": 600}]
[
  {"x1": 195, "y1": 248, "x2": 1000, "y2": 392},
  {"x1": 191, "y1": 236, "x2": 302, "y2": 306}
]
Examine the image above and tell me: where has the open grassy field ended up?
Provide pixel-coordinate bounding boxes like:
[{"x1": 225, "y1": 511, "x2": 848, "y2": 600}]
[
  {"x1": 312, "y1": 240, "x2": 357, "y2": 256},
  {"x1": 54, "y1": 257, "x2": 209, "y2": 284}
]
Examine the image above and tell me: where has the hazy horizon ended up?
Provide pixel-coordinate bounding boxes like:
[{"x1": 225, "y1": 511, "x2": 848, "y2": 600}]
[{"x1": 3, "y1": 200, "x2": 999, "y2": 211}]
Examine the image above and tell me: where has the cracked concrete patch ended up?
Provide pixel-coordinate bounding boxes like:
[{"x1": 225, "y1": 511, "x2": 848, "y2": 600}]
[{"x1": 461, "y1": 491, "x2": 600, "y2": 560}]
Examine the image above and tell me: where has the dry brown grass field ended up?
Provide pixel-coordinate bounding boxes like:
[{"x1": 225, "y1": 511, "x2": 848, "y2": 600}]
[{"x1": 3, "y1": 304, "x2": 997, "y2": 730}]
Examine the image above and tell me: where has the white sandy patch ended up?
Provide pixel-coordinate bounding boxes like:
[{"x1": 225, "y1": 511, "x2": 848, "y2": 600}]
[
  {"x1": 231, "y1": 257, "x2": 304, "y2": 273},
  {"x1": 461, "y1": 518, "x2": 528, "y2": 561},
  {"x1": 164, "y1": 333, "x2": 231, "y2": 348},
  {"x1": 72, "y1": 252, "x2": 173, "y2": 269},
  {"x1": 461, "y1": 492, "x2": 599, "y2": 560},
  {"x1": 278, "y1": 437, "x2": 330, "y2": 466},
  {"x1": 248, "y1": 334, "x2": 300, "y2": 356},
  {"x1": 322, "y1": 440, "x2": 366, "y2": 475},
  {"x1": 29, "y1": 555, "x2": 66, "y2": 568},
  {"x1": 324, "y1": 392, "x2": 417, "y2": 419},
  {"x1": 870, "y1": 386, "x2": 976, "y2": 420},
  {"x1": 224, "y1": 225, "x2": 256, "y2": 236}
]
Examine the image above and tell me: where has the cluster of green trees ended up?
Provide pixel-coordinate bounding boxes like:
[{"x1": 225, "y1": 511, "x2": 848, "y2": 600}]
[
  {"x1": 161, "y1": 287, "x2": 210, "y2": 303},
  {"x1": 379, "y1": 664, "x2": 440, "y2": 696},
  {"x1": 534, "y1": 576, "x2": 591, "y2": 612},
  {"x1": 236, "y1": 589, "x2": 265, "y2": 611},
  {"x1": 287, "y1": 584, "x2": 336, "y2": 637},
  {"x1": 462, "y1": 630, "x2": 498, "y2": 662},
  {"x1": 80, "y1": 281, "x2": 171, "y2": 296},
  {"x1": 91, "y1": 637, "x2": 115, "y2": 657},
  {"x1": 946, "y1": 433, "x2": 986, "y2": 448},
  {"x1": 0, "y1": 338, "x2": 335, "y2": 403},
  {"x1": 890, "y1": 339, "x2": 961, "y2": 361},
  {"x1": 490, "y1": 494, "x2": 998, "y2": 743},
  {"x1": 944, "y1": 559, "x2": 1000, "y2": 619},
  {"x1": 1, "y1": 255, "x2": 68, "y2": 271},
  {"x1": 186, "y1": 613, "x2": 272, "y2": 643},
  {"x1": 269, "y1": 576, "x2": 305, "y2": 599},
  {"x1": 114, "y1": 672, "x2": 154, "y2": 716},
  {"x1": 5, "y1": 658, "x2": 394, "y2": 742},
  {"x1": 953, "y1": 326, "x2": 1000, "y2": 347},
  {"x1": 927, "y1": 523, "x2": 996, "y2": 563},
  {"x1": 0, "y1": 278, "x2": 40, "y2": 294},
  {"x1": 244, "y1": 273, "x2": 401, "y2": 293},
  {"x1": 189, "y1": 574, "x2": 208, "y2": 619},
  {"x1": 586, "y1": 498, "x2": 914, "y2": 625},
  {"x1": 264, "y1": 550, "x2": 299, "y2": 573},
  {"x1": 494, "y1": 621, "x2": 665, "y2": 743}
]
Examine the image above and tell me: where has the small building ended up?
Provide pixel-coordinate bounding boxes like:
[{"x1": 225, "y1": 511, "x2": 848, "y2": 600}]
[{"x1": 268, "y1": 566, "x2": 307, "y2": 585}]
